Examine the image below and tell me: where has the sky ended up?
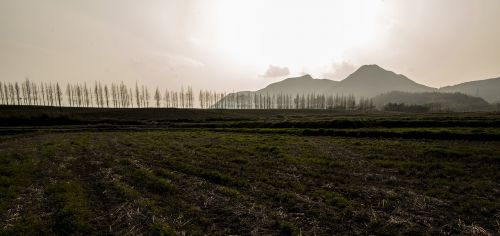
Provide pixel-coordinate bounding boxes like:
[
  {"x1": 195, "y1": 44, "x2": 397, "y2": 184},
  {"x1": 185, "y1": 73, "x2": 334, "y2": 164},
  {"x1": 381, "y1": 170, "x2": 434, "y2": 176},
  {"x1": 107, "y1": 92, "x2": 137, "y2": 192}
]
[{"x1": 1, "y1": 0, "x2": 500, "y2": 91}]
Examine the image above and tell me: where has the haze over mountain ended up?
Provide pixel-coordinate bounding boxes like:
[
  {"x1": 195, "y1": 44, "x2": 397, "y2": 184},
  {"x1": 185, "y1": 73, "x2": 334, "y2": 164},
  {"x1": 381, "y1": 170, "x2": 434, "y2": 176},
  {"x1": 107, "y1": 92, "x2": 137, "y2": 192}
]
[
  {"x1": 440, "y1": 77, "x2": 500, "y2": 103},
  {"x1": 373, "y1": 91, "x2": 492, "y2": 111},
  {"x1": 222, "y1": 64, "x2": 499, "y2": 109},
  {"x1": 256, "y1": 74, "x2": 337, "y2": 95},
  {"x1": 329, "y1": 65, "x2": 435, "y2": 98},
  {"x1": 245, "y1": 64, "x2": 436, "y2": 98}
]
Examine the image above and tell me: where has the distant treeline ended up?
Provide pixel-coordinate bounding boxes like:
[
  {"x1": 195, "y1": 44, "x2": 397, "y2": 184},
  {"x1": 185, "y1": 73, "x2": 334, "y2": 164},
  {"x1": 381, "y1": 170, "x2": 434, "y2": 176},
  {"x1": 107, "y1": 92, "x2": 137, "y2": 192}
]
[
  {"x1": 0, "y1": 79, "x2": 378, "y2": 110},
  {"x1": 0, "y1": 79, "x2": 199, "y2": 108},
  {"x1": 383, "y1": 103, "x2": 442, "y2": 113},
  {"x1": 218, "y1": 92, "x2": 375, "y2": 110}
]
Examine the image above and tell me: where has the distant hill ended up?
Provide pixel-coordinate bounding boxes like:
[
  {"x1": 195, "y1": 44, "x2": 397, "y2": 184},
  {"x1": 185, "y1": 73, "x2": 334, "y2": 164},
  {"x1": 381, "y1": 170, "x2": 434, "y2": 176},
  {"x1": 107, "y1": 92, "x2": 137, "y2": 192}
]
[
  {"x1": 217, "y1": 64, "x2": 499, "y2": 110},
  {"x1": 328, "y1": 65, "x2": 435, "y2": 98},
  {"x1": 214, "y1": 74, "x2": 338, "y2": 108},
  {"x1": 439, "y1": 77, "x2": 500, "y2": 103},
  {"x1": 249, "y1": 65, "x2": 436, "y2": 98},
  {"x1": 256, "y1": 74, "x2": 336, "y2": 95},
  {"x1": 373, "y1": 91, "x2": 492, "y2": 111}
]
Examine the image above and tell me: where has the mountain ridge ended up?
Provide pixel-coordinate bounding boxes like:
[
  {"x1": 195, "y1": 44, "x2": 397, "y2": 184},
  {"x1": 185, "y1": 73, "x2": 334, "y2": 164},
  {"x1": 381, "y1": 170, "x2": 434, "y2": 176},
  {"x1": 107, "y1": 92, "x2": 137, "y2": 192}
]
[
  {"x1": 256, "y1": 74, "x2": 337, "y2": 95},
  {"x1": 219, "y1": 64, "x2": 499, "y2": 109},
  {"x1": 328, "y1": 64, "x2": 435, "y2": 98},
  {"x1": 439, "y1": 77, "x2": 500, "y2": 103},
  {"x1": 253, "y1": 64, "x2": 499, "y2": 103}
]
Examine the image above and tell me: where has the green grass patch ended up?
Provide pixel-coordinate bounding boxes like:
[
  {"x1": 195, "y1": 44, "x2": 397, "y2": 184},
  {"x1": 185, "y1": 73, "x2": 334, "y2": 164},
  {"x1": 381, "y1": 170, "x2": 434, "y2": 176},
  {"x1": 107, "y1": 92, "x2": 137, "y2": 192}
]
[
  {"x1": 128, "y1": 168, "x2": 177, "y2": 195},
  {"x1": 47, "y1": 180, "x2": 92, "y2": 235},
  {"x1": 313, "y1": 190, "x2": 350, "y2": 208}
]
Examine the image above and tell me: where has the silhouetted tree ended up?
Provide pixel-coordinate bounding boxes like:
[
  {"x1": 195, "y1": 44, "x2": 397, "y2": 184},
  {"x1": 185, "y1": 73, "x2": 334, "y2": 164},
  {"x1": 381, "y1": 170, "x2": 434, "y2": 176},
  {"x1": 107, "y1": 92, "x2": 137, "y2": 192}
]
[
  {"x1": 66, "y1": 84, "x2": 72, "y2": 107},
  {"x1": 111, "y1": 83, "x2": 117, "y2": 108},
  {"x1": 32, "y1": 81, "x2": 38, "y2": 105},
  {"x1": 135, "y1": 82, "x2": 140, "y2": 108},
  {"x1": 154, "y1": 87, "x2": 161, "y2": 107},
  {"x1": 0, "y1": 82, "x2": 4, "y2": 105},
  {"x1": 56, "y1": 83, "x2": 62, "y2": 107},
  {"x1": 40, "y1": 83, "x2": 46, "y2": 106},
  {"x1": 104, "y1": 85, "x2": 109, "y2": 108},
  {"x1": 14, "y1": 82, "x2": 21, "y2": 105}
]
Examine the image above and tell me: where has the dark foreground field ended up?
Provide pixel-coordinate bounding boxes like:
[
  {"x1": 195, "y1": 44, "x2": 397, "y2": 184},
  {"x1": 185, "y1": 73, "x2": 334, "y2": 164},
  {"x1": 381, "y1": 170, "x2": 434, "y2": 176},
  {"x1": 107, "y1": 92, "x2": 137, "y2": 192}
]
[{"x1": 0, "y1": 107, "x2": 499, "y2": 235}]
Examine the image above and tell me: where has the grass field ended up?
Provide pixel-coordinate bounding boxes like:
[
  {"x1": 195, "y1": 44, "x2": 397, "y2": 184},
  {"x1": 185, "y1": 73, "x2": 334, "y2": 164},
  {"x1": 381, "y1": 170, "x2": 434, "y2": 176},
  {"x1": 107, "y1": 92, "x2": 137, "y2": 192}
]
[{"x1": 0, "y1": 107, "x2": 499, "y2": 235}]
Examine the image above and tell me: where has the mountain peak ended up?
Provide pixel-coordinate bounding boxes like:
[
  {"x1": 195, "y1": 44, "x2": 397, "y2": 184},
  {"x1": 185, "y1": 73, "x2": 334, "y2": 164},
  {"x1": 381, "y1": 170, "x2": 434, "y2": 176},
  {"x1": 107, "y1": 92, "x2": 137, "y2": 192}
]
[
  {"x1": 333, "y1": 64, "x2": 435, "y2": 98},
  {"x1": 359, "y1": 64, "x2": 383, "y2": 69},
  {"x1": 297, "y1": 74, "x2": 313, "y2": 79},
  {"x1": 355, "y1": 64, "x2": 386, "y2": 73},
  {"x1": 257, "y1": 74, "x2": 337, "y2": 94},
  {"x1": 344, "y1": 64, "x2": 396, "y2": 82}
]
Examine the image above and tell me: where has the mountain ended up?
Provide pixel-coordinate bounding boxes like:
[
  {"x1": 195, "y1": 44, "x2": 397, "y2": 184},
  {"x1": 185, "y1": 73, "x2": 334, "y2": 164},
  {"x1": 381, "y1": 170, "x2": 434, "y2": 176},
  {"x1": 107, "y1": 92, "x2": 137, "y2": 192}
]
[
  {"x1": 439, "y1": 77, "x2": 500, "y2": 103},
  {"x1": 373, "y1": 91, "x2": 492, "y2": 111},
  {"x1": 256, "y1": 74, "x2": 337, "y2": 95},
  {"x1": 214, "y1": 74, "x2": 336, "y2": 108},
  {"x1": 216, "y1": 64, "x2": 498, "y2": 110},
  {"x1": 328, "y1": 64, "x2": 435, "y2": 98}
]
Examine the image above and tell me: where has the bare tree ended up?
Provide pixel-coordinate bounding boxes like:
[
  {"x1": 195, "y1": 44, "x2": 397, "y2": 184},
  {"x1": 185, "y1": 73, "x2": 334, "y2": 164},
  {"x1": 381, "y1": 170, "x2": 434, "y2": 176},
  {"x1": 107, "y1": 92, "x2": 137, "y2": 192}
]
[
  {"x1": 56, "y1": 83, "x2": 62, "y2": 107},
  {"x1": 0, "y1": 82, "x2": 4, "y2": 105},
  {"x1": 172, "y1": 91, "x2": 178, "y2": 108},
  {"x1": 119, "y1": 82, "x2": 128, "y2": 108},
  {"x1": 14, "y1": 82, "x2": 21, "y2": 105},
  {"x1": 27, "y1": 78, "x2": 33, "y2": 105},
  {"x1": 49, "y1": 83, "x2": 55, "y2": 106},
  {"x1": 98, "y1": 82, "x2": 104, "y2": 108},
  {"x1": 40, "y1": 83, "x2": 46, "y2": 106},
  {"x1": 140, "y1": 85, "x2": 145, "y2": 107},
  {"x1": 83, "y1": 83, "x2": 90, "y2": 107},
  {"x1": 180, "y1": 87, "x2": 185, "y2": 108},
  {"x1": 66, "y1": 84, "x2": 72, "y2": 107},
  {"x1": 164, "y1": 89, "x2": 170, "y2": 107},
  {"x1": 135, "y1": 82, "x2": 141, "y2": 108},
  {"x1": 129, "y1": 88, "x2": 133, "y2": 108},
  {"x1": 32, "y1": 81, "x2": 38, "y2": 105},
  {"x1": 187, "y1": 86, "x2": 193, "y2": 108},
  {"x1": 154, "y1": 87, "x2": 161, "y2": 107},
  {"x1": 75, "y1": 84, "x2": 81, "y2": 107},
  {"x1": 110, "y1": 83, "x2": 116, "y2": 108},
  {"x1": 104, "y1": 85, "x2": 109, "y2": 108},
  {"x1": 8, "y1": 83, "x2": 15, "y2": 105},
  {"x1": 94, "y1": 82, "x2": 100, "y2": 107},
  {"x1": 88, "y1": 84, "x2": 94, "y2": 107},
  {"x1": 144, "y1": 86, "x2": 150, "y2": 107},
  {"x1": 21, "y1": 81, "x2": 26, "y2": 105},
  {"x1": 199, "y1": 90, "x2": 204, "y2": 109},
  {"x1": 1, "y1": 82, "x2": 8, "y2": 105}
]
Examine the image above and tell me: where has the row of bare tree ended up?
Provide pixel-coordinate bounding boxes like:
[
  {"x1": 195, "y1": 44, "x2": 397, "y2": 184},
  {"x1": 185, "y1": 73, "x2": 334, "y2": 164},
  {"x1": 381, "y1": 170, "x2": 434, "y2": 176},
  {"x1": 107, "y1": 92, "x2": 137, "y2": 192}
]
[
  {"x1": 0, "y1": 79, "x2": 63, "y2": 107},
  {"x1": 217, "y1": 93, "x2": 375, "y2": 110},
  {"x1": 0, "y1": 79, "x2": 374, "y2": 110},
  {"x1": 0, "y1": 80, "x2": 196, "y2": 108}
]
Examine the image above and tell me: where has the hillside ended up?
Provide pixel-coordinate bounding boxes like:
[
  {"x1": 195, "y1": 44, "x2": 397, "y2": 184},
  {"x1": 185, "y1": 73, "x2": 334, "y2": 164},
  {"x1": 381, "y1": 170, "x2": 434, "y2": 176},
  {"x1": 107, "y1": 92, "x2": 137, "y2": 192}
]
[
  {"x1": 373, "y1": 91, "x2": 492, "y2": 111},
  {"x1": 255, "y1": 65, "x2": 436, "y2": 98},
  {"x1": 440, "y1": 77, "x2": 500, "y2": 103},
  {"x1": 257, "y1": 74, "x2": 337, "y2": 94},
  {"x1": 329, "y1": 65, "x2": 435, "y2": 98},
  {"x1": 217, "y1": 64, "x2": 499, "y2": 110}
]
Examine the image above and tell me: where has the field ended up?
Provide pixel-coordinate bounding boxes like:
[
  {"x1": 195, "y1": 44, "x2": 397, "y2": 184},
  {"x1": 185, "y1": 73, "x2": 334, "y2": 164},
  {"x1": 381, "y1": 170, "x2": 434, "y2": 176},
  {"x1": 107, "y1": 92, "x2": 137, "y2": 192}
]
[{"x1": 0, "y1": 106, "x2": 499, "y2": 235}]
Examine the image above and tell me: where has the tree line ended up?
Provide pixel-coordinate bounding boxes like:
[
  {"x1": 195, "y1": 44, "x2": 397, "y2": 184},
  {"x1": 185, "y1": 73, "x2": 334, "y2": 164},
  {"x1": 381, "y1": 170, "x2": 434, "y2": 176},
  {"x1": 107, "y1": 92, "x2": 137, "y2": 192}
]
[
  {"x1": 0, "y1": 79, "x2": 196, "y2": 108},
  {"x1": 216, "y1": 92, "x2": 375, "y2": 110},
  {"x1": 383, "y1": 103, "x2": 434, "y2": 113},
  {"x1": 0, "y1": 79, "x2": 375, "y2": 110}
]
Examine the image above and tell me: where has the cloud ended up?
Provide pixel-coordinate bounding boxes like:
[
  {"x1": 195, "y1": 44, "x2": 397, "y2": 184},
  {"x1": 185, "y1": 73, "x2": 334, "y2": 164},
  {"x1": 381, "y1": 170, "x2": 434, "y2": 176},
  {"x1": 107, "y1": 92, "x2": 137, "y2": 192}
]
[
  {"x1": 322, "y1": 62, "x2": 357, "y2": 81},
  {"x1": 261, "y1": 65, "x2": 290, "y2": 78}
]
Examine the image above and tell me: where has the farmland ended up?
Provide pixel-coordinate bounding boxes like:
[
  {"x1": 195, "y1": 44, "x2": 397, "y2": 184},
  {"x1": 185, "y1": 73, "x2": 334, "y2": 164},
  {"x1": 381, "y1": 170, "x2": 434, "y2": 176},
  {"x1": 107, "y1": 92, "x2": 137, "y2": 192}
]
[{"x1": 0, "y1": 106, "x2": 499, "y2": 235}]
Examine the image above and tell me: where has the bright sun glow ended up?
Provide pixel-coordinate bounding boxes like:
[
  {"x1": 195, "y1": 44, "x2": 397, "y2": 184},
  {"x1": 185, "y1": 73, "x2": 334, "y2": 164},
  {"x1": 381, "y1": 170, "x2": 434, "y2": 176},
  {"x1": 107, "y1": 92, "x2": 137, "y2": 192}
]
[{"x1": 210, "y1": 0, "x2": 386, "y2": 74}]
